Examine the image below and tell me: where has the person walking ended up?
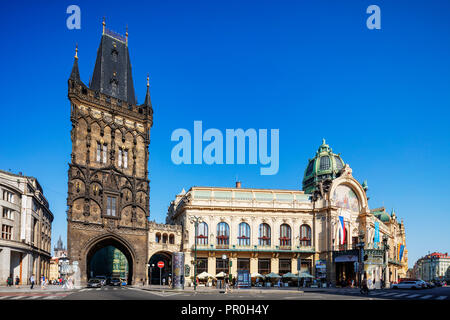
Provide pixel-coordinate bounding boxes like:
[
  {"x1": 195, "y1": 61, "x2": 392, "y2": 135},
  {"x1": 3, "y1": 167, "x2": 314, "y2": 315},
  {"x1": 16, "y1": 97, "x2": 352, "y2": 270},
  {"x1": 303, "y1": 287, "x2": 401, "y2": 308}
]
[
  {"x1": 15, "y1": 276, "x2": 20, "y2": 288},
  {"x1": 30, "y1": 274, "x2": 35, "y2": 289},
  {"x1": 41, "y1": 275, "x2": 45, "y2": 289},
  {"x1": 360, "y1": 275, "x2": 369, "y2": 295},
  {"x1": 7, "y1": 274, "x2": 13, "y2": 287}
]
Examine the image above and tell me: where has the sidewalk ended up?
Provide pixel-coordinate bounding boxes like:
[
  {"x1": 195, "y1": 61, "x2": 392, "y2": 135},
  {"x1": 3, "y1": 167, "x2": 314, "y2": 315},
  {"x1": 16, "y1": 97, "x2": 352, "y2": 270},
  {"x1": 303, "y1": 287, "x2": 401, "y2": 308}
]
[
  {"x1": 0, "y1": 285, "x2": 78, "y2": 293},
  {"x1": 133, "y1": 284, "x2": 308, "y2": 294}
]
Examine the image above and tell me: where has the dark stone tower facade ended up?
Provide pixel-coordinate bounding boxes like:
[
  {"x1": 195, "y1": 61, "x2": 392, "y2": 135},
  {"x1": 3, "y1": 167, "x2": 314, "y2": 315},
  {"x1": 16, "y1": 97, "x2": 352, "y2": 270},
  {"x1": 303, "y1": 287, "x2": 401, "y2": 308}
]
[{"x1": 66, "y1": 22, "x2": 153, "y2": 285}]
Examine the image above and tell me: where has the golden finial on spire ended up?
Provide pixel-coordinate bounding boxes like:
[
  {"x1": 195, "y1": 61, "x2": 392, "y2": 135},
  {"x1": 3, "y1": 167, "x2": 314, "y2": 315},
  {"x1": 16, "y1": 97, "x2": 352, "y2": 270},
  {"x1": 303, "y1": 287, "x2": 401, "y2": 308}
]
[
  {"x1": 102, "y1": 17, "x2": 106, "y2": 34},
  {"x1": 126, "y1": 24, "x2": 128, "y2": 46},
  {"x1": 147, "y1": 73, "x2": 149, "y2": 87},
  {"x1": 75, "y1": 43, "x2": 78, "y2": 59}
]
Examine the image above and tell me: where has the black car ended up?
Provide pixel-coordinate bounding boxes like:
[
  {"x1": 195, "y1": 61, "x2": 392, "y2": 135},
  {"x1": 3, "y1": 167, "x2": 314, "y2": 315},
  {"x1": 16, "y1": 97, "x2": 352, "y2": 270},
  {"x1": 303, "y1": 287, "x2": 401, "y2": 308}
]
[
  {"x1": 87, "y1": 278, "x2": 102, "y2": 288},
  {"x1": 110, "y1": 278, "x2": 121, "y2": 286}
]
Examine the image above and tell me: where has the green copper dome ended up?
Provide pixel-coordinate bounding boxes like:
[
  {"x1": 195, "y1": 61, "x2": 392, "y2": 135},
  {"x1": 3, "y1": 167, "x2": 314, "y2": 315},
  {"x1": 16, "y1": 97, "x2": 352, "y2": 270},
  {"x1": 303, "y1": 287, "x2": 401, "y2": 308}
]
[{"x1": 302, "y1": 139, "x2": 345, "y2": 194}]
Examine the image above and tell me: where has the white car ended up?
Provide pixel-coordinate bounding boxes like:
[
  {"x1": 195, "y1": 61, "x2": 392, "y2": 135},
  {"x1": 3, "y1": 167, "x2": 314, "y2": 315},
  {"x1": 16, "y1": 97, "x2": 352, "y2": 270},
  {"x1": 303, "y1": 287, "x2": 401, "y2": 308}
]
[{"x1": 391, "y1": 281, "x2": 423, "y2": 289}]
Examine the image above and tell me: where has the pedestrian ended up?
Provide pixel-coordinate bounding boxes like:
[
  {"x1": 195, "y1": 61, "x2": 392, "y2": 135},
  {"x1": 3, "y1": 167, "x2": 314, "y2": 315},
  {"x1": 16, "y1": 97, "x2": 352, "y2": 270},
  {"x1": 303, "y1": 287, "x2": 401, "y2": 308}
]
[
  {"x1": 7, "y1": 274, "x2": 13, "y2": 287},
  {"x1": 360, "y1": 274, "x2": 369, "y2": 295},
  {"x1": 168, "y1": 276, "x2": 172, "y2": 287},
  {"x1": 15, "y1": 276, "x2": 20, "y2": 288},
  {"x1": 162, "y1": 277, "x2": 166, "y2": 286},
  {"x1": 41, "y1": 275, "x2": 45, "y2": 289},
  {"x1": 30, "y1": 274, "x2": 35, "y2": 289},
  {"x1": 367, "y1": 277, "x2": 373, "y2": 291}
]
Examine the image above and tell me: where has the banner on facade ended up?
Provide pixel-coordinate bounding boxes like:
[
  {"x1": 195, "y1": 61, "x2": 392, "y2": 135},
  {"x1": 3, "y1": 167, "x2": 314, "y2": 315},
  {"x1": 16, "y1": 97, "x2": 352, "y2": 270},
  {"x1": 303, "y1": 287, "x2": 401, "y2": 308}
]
[
  {"x1": 399, "y1": 245, "x2": 405, "y2": 262},
  {"x1": 374, "y1": 221, "x2": 379, "y2": 249},
  {"x1": 335, "y1": 255, "x2": 358, "y2": 262},
  {"x1": 338, "y1": 216, "x2": 345, "y2": 245}
]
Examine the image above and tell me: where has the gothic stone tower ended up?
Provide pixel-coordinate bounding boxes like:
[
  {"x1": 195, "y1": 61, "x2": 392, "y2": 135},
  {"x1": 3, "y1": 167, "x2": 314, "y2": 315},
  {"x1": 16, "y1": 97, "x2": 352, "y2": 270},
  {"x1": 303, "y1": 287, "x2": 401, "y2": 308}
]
[{"x1": 66, "y1": 22, "x2": 153, "y2": 285}]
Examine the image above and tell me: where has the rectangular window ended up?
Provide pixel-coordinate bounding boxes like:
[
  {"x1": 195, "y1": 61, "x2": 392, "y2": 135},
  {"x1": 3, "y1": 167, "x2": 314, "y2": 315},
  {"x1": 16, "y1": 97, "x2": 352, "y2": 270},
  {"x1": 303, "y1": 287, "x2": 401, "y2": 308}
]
[
  {"x1": 197, "y1": 258, "x2": 208, "y2": 274},
  {"x1": 237, "y1": 258, "x2": 250, "y2": 271},
  {"x1": 3, "y1": 190, "x2": 13, "y2": 202},
  {"x1": 118, "y1": 148, "x2": 123, "y2": 167},
  {"x1": 102, "y1": 144, "x2": 107, "y2": 164},
  {"x1": 97, "y1": 142, "x2": 101, "y2": 162},
  {"x1": 1, "y1": 225, "x2": 12, "y2": 240},
  {"x1": 2, "y1": 208, "x2": 13, "y2": 220},
  {"x1": 123, "y1": 150, "x2": 128, "y2": 169},
  {"x1": 216, "y1": 258, "x2": 229, "y2": 274},
  {"x1": 279, "y1": 259, "x2": 291, "y2": 275},
  {"x1": 258, "y1": 259, "x2": 271, "y2": 275},
  {"x1": 107, "y1": 196, "x2": 117, "y2": 217}
]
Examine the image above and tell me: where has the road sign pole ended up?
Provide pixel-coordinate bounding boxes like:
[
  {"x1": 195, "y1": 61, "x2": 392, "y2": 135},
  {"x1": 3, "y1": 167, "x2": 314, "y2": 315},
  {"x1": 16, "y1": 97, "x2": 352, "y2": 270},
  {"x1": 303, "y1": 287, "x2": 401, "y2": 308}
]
[{"x1": 160, "y1": 267, "x2": 162, "y2": 287}]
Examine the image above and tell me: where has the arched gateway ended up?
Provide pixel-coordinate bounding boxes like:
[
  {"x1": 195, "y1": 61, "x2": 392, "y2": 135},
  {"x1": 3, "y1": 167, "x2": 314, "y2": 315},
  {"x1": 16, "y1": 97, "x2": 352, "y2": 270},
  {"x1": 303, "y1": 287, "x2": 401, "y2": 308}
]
[{"x1": 66, "y1": 24, "x2": 153, "y2": 286}]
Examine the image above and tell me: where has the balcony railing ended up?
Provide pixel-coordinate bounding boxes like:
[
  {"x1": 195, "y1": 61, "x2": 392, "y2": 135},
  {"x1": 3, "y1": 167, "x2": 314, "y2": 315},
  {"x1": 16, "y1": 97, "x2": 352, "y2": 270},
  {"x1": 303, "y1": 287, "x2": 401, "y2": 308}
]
[{"x1": 191, "y1": 244, "x2": 315, "y2": 252}]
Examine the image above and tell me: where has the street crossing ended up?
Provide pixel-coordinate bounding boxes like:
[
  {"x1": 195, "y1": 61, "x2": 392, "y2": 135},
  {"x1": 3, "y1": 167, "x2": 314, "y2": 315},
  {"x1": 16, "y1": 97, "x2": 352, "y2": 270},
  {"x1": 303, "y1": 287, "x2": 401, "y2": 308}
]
[
  {"x1": 0, "y1": 293, "x2": 71, "y2": 300},
  {"x1": 328, "y1": 289, "x2": 448, "y2": 300}
]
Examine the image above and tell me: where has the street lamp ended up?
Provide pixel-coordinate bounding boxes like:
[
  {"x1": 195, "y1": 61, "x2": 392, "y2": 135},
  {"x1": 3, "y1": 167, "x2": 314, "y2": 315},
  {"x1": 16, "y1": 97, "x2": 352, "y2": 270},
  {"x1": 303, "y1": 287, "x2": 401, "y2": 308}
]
[
  {"x1": 190, "y1": 215, "x2": 203, "y2": 291},
  {"x1": 382, "y1": 234, "x2": 389, "y2": 288},
  {"x1": 357, "y1": 230, "x2": 365, "y2": 288}
]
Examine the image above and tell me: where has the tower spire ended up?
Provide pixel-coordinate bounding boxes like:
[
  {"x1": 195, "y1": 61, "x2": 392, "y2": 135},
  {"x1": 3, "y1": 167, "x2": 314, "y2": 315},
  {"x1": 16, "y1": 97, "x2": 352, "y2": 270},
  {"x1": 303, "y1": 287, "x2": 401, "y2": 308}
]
[
  {"x1": 69, "y1": 43, "x2": 81, "y2": 81},
  {"x1": 144, "y1": 73, "x2": 152, "y2": 107},
  {"x1": 102, "y1": 17, "x2": 106, "y2": 34}
]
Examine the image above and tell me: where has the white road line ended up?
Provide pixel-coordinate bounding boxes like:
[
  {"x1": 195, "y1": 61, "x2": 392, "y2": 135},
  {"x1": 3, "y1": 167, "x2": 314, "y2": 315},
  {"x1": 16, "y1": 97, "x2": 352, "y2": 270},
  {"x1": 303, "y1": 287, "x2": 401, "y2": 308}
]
[
  {"x1": 406, "y1": 294, "x2": 420, "y2": 298},
  {"x1": 11, "y1": 296, "x2": 26, "y2": 300},
  {"x1": 96, "y1": 288, "x2": 101, "y2": 291},
  {"x1": 113, "y1": 288, "x2": 117, "y2": 290},
  {"x1": 0, "y1": 296, "x2": 9, "y2": 300},
  {"x1": 26, "y1": 296, "x2": 40, "y2": 299},
  {"x1": 392, "y1": 293, "x2": 408, "y2": 297},
  {"x1": 43, "y1": 295, "x2": 58, "y2": 299},
  {"x1": 381, "y1": 293, "x2": 397, "y2": 296},
  {"x1": 436, "y1": 296, "x2": 447, "y2": 300},
  {"x1": 420, "y1": 295, "x2": 433, "y2": 299},
  {"x1": 369, "y1": 292, "x2": 383, "y2": 296},
  {"x1": 80, "y1": 289, "x2": 87, "y2": 292}
]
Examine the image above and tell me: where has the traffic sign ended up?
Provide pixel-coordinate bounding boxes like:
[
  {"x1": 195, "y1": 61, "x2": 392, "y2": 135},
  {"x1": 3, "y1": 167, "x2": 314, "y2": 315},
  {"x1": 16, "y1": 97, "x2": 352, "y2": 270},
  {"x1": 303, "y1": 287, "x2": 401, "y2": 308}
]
[{"x1": 157, "y1": 261, "x2": 164, "y2": 268}]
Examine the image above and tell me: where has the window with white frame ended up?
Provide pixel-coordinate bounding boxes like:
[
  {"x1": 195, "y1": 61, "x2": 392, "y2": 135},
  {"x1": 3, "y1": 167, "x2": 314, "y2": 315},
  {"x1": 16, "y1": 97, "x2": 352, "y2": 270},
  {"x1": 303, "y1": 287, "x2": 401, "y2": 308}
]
[
  {"x1": 238, "y1": 222, "x2": 251, "y2": 246},
  {"x1": 106, "y1": 196, "x2": 117, "y2": 217},
  {"x1": 2, "y1": 208, "x2": 13, "y2": 220},
  {"x1": 1, "y1": 225, "x2": 12, "y2": 240},
  {"x1": 118, "y1": 148, "x2": 128, "y2": 169}
]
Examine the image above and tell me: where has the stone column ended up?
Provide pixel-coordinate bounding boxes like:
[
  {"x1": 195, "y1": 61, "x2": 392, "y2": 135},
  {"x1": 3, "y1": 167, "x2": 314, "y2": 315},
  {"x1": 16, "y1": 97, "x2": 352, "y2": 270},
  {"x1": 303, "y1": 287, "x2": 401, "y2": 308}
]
[
  {"x1": 291, "y1": 257, "x2": 298, "y2": 274},
  {"x1": 208, "y1": 255, "x2": 216, "y2": 277},
  {"x1": 0, "y1": 247, "x2": 11, "y2": 282},
  {"x1": 250, "y1": 257, "x2": 258, "y2": 275},
  {"x1": 271, "y1": 257, "x2": 279, "y2": 274},
  {"x1": 230, "y1": 256, "x2": 237, "y2": 278}
]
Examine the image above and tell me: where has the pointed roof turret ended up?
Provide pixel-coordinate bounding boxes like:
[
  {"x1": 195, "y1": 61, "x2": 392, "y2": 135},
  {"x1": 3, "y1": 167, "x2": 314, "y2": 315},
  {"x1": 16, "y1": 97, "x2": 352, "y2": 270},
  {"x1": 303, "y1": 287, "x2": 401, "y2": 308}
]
[
  {"x1": 90, "y1": 19, "x2": 136, "y2": 104},
  {"x1": 69, "y1": 44, "x2": 81, "y2": 82},
  {"x1": 143, "y1": 74, "x2": 152, "y2": 107}
]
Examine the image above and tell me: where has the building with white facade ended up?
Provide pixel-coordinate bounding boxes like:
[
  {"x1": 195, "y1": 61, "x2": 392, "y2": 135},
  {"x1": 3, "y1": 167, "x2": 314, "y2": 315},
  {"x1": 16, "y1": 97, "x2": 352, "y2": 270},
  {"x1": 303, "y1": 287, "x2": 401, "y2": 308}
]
[
  {"x1": 0, "y1": 170, "x2": 53, "y2": 285},
  {"x1": 413, "y1": 252, "x2": 450, "y2": 282}
]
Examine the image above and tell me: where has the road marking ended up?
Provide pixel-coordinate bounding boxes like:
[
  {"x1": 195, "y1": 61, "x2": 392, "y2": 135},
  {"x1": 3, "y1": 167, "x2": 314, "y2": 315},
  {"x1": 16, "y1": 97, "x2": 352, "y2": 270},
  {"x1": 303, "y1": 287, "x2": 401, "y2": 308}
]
[
  {"x1": 96, "y1": 288, "x2": 101, "y2": 291},
  {"x1": 381, "y1": 293, "x2": 397, "y2": 296},
  {"x1": 43, "y1": 295, "x2": 58, "y2": 299},
  {"x1": 114, "y1": 288, "x2": 118, "y2": 290},
  {"x1": 420, "y1": 295, "x2": 433, "y2": 299},
  {"x1": 80, "y1": 289, "x2": 87, "y2": 292},
  {"x1": 436, "y1": 296, "x2": 447, "y2": 300},
  {"x1": 11, "y1": 296, "x2": 26, "y2": 300},
  {"x1": 392, "y1": 293, "x2": 408, "y2": 297},
  {"x1": 369, "y1": 292, "x2": 383, "y2": 296},
  {"x1": 26, "y1": 296, "x2": 40, "y2": 299},
  {"x1": 406, "y1": 294, "x2": 420, "y2": 298},
  {"x1": 0, "y1": 296, "x2": 8, "y2": 300}
]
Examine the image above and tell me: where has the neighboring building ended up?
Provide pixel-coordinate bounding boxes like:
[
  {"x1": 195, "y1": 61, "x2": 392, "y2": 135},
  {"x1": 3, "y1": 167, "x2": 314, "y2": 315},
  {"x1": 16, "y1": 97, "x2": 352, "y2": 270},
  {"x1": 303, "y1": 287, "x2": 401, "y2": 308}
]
[
  {"x1": 0, "y1": 170, "x2": 53, "y2": 285},
  {"x1": 165, "y1": 140, "x2": 408, "y2": 287},
  {"x1": 49, "y1": 236, "x2": 69, "y2": 281},
  {"x1": 66, "y1": 20, "x2": 153, "y2": 285},
  {"x1": 413, "y1": 252, "x2": 450, "y2": 281}
]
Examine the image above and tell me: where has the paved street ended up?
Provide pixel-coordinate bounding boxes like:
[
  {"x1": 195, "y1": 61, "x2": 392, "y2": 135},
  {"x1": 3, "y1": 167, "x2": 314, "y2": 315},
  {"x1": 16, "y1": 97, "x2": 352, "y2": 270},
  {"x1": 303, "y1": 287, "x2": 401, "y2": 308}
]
[{"x1": 0, "y1": 285, "x2": 449, "y2": 301}]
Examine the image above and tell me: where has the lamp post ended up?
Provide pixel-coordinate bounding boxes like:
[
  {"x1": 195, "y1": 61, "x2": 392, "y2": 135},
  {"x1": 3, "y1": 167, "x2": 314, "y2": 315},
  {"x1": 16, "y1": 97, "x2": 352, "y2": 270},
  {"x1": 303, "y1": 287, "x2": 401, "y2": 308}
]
[
  {"x1": 382, "y1": 234, "x2": 389, "y2": 288},
  {"x1": 357, "y1": 230, "x2": 365, "y2": 288},
  {"x1": 190, "y1": 215, "x2": 203, "y2": 291}
]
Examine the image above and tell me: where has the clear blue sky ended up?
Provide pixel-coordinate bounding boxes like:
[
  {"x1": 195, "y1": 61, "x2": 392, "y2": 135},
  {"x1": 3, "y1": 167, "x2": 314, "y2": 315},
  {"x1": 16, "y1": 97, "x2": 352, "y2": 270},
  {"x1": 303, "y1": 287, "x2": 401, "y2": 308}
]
[{"x1": 0, "y1": 0, "x2": 449, "y2": 267}]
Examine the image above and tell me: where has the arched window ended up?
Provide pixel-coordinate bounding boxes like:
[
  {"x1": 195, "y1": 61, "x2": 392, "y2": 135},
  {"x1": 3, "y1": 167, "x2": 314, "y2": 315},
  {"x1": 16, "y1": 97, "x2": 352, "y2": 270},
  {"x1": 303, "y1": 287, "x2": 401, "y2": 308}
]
[
  {"x1": 155, "y1": 233, "x2": 161, "y2": 243},
  {"x1": 258, "y1": 223, "x2": 271, "y2": 246},
  {"x1": 300, "y1": 224, "x2": 311, "y2": 247},
  {"x1": 162, "y1": 233, "x2": 168, "y2": 244},
  {"x1": 196, "y1": 222, "x2": 208, "y2": 245},
  {"x1": 238, "y1": 222, "x2": 250, "y2": 246},
  {"x1": 279, "y1": 224, "x2": 291, "y2": 247},
  {"x1": 216, "y1": 222, "x2": 230, "y2": 247},
  {"x1": 169, "y1": 234, "x2": 175, "y2": 244}
]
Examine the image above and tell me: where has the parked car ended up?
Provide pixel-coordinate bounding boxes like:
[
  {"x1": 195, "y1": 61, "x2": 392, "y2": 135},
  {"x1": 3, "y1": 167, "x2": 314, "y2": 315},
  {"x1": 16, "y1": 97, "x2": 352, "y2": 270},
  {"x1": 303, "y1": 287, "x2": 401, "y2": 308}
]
[
  {"x1": 391, "y1": 280, "x2": 423, "y2": 289},
  {"x1": 417, "y1": 280, "x2": 427, "y2": 288},
  {"x1": 425, "y1": 281, "x2": 435, "y2": 288},
  {"x1": 87, "y1": 278, "x2": 102, "y2": 288},
  {"x1": 109, "y1": 278, "x2": 121, "y2": 286},
  {"x1": 96, "y1": 276, "x2": 107, "y2": 286}
]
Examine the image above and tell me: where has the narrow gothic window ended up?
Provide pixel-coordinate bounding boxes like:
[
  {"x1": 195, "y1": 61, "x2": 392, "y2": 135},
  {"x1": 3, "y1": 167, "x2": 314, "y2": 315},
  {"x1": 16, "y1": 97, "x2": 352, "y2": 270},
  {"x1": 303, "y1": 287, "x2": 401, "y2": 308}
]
[
  {"x1": 123, "y1": 150, "x2": 128, "y2": 168},
  {"x1": 97, "y1": 142, "x2": 101, "y2": 162},
  {"x1": 107, "y1": 196, "x2": 116, "y2": 216},
  {"x1": 102, "y1": 144, "x2": 107, "y2": 164},
  {"x1": 118, "y1": 148, "x2": 123, "y2": 167}
]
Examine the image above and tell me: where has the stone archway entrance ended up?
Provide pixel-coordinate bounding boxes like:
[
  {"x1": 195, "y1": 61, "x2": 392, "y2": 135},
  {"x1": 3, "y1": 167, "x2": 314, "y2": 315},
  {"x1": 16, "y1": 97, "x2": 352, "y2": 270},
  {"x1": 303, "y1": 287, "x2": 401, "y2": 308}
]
[
  {"x1": 148, "y1": 252, "x2": 172, "y2": 285},
  {"x1": 86, "y1": 237, "x2": 134, "y2": 285}
]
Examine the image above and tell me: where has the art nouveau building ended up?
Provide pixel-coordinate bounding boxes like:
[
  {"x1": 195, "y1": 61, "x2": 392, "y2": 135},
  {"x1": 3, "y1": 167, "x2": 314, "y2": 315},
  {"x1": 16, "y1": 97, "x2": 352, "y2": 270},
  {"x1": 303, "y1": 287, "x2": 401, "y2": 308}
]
[
  {"x1": 165, "y1": 140, "x2": 408, "y2": 287},
  {"x1": 0, "y1": 170, "x2": 53, "y2": 285}
]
